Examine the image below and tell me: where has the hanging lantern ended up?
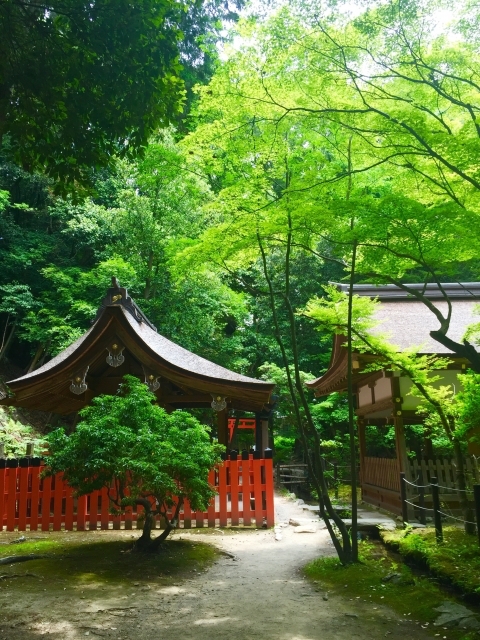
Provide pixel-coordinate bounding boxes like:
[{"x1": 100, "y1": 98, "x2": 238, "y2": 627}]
[
  {"x1": 211, "y1": 394, "x2": 227, "y2": 411},
  {"x1": 145, "y1": 372, "x2": 160, "y2": 392},
  {"x1": 106, "y1": 343, "x2": 125, "y2": 367},
  {"x1": 70, "y1": 367, "x2": 89, "y2": 395}
]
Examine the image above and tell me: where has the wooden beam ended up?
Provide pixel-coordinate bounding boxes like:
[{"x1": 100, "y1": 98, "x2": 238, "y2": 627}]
[
  {"x1": 355, "y1": 397, "x2": 394, "y2": 417},
  {"x1": 217, "y1": 409, "x2": 228, "y2": 447}
]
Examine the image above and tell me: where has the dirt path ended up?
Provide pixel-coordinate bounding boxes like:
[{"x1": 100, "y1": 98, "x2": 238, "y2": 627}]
[
  {"x1": 0, "y1": 495, "x2": 434, "y2": 640},
  {"x1": 157, "y1": 495, "x2": 432, "y2": 640}
]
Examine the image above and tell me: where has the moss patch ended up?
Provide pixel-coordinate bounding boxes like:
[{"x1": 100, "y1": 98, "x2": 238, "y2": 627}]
[
  {"x1": 304, "y1": 541, "x2": 479, "y2": 640},
  {"x1": 381, "y1": 527, "x2": 480, "y2": 599},
  {"x1": 0, "y1": 532, "x2": 218, "y2": 590}
]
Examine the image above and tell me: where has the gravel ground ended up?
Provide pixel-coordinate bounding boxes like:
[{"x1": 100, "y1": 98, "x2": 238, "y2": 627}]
[{"x1": 0, "y1": 494, "x2": 434, "y2": 640}]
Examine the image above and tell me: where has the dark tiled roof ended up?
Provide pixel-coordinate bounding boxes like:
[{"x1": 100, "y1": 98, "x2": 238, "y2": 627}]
[
  {"x1": 307, "y1": 282, "x2": 480, "y2": 394},
  {"x1": 373, "y1": 299, "x2": 477, "y2": 354},
  {"x1": 8, "y1": 326, "x2": 96, "y2": 384},
  {"x1": 121, "y1": 309, "x2": 272, "y2": 386},
  {"x1": 9, "y1": 305, "x2": 271, "y2": 388},
  {"x1": 334, "y1": 282, "x2": 480, "y2": 301}
]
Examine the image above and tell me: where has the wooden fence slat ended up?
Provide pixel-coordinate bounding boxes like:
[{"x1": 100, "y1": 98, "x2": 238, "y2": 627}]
[
  {"x1": 218, "y1": 463, "x2": 228, "y2": 527},
  {"x1": 0, "y1": 466, "x2": 6, "y2": 531},
  {"x1": 183, "y1": 499, "x2": 192, "y2": 529},
  {"x1": 194, "y1": 505, "x2": 205, "y2": 528},
  {"x1": 18, "y1": 465, "x2": 28, "y2": 531},
  {"x1": 76, "y1": 494, "x2": 87, "y2": 531},
  {"x1": 41, "y1": 475, "x2": 52, "y2": 532},
  {"x1": 29, "y1": 468, "x2": 40, "y2": 532},
  {"x1": 207, "y1": 469, "x2": 216, "y2": 527},
  {"x1": 264, "y1": 458, "x2": 275, "y2": 527},
  {"x1": 53, "y1": 472, "x2": 64, "y2": 530},
  {"x1": 88, "y1": 491, "x2": 99, "y2": 530},
  {"x1": 100, "y1": 487, "x2": 110, "y2": 530},
  {"x1": 436, "y1": 459, "x2": 445, "y2": 492},
  {"x1": 230, "y1": 460, "x2": 239, "y2": 526},
  {"x1": 6, "y1": 466, "x2": 18, "y2": 531},
  {"x1": 241, "y1": 459, "x2": 251, "y2": 526},
  {"x1": 64, "y1": 484, "x2": 74, "y2": 531},
  {"x1": 253, "y1": 460, "x2": 263, "y2": 527}
]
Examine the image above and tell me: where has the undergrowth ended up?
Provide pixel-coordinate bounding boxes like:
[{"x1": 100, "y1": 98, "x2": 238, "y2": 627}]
[
  {"x1": 381, "y1": 527, "x2": 480, "y2": 598},
  {"x1": 305, "y1": 540, "x2": 479, "y2": 640},
  {"x1": 0, "y1": 406, "x2": 45, "y2": 457}
]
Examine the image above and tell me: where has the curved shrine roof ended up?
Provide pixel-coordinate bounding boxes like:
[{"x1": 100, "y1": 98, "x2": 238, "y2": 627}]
[
  {"x1": 307, "y1": 282, "x2": 480, "y2": 396},
  {"x1": 3, "y1": 279, "x2": 274, "y2": 414}
]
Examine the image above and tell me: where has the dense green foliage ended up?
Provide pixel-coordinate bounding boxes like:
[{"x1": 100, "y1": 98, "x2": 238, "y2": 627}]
[
  {"x1": 46, "y1": 377, "x2": 223, "y2": 548},
  {"x1": 0, "y1": 0, "x2": 245, "y2": 184},
  {"x1": 0, "y1": 406, "x2": 46, "y2": 457},
  {"x1": 1, "y1": 1, "x2": 480, "y2": 559}
]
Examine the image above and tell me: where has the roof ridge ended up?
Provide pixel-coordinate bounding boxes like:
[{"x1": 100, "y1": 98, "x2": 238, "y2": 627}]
[
  {"x1": 92, "y1": 277, "x2": 157, "y2": 331},
  {"x1": 331, "y1": 281, "x2": 480, "y2": 300}
]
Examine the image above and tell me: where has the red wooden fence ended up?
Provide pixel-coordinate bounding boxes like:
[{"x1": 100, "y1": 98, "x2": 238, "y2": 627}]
[{"x1": 0, "y1": 456, "x2": 275, "y2": 532}]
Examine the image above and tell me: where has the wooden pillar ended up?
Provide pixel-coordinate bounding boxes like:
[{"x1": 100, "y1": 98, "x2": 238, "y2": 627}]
[
  {"x1": 254, "y1": 413, "x2": 269, "y2": 457},
  {"x1": 394, "y1": 416, "x2": 409, "y2": 473},
  {"x1": 217, "y1": 408, "x2": 228, "y2": 448},
  {"x1": 391, "y1": 375, "x2": 409, "y2": 473},
  {"x1": 255, "y1": 412, "x2": 263, "y2": 455},
  {"x1": 261, "y1": 419, "x2": 269, "y2": 456},
  {"x1": 394, "y1": 415, "x2": 411, "y2": 518},
  {"x1": 357, "y1": 418, "x2": 366, "y2": 496}
]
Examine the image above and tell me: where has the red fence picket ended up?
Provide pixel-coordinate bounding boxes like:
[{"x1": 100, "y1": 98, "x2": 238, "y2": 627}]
[{"x1": 0, "y1": 455, "x2": 275, "y2": 531}]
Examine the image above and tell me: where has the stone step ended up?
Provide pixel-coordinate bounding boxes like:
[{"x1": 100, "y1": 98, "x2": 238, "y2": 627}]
[{"x1": 341, "y1": 517, "x2": 396, "y2": 531}]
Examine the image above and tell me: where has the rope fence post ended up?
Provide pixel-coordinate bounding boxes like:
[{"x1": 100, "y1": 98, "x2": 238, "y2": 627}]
[
  {"x1": 431, "y1": 476, "x2": 443, "y2": 543},
  {"x1": 400, "y1": 472, "x2": 408, "y2": 524},
  {"x1": 474, "y1": 484, "x2": 480, "y2": 548}
]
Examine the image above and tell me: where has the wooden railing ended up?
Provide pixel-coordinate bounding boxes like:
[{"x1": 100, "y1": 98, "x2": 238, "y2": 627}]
[
  {"x1": 0, "y1": 456, "x2": 275, "y2": 532},
  {"x1": 362, "y1": 457, "x2": 400, "y2": 492},
  {"x1": 408, "y1": 457, "x2": 480, "y2": 494},
  {"x1": 361, "y1": 456, "x2": 480, "y2": 495}
]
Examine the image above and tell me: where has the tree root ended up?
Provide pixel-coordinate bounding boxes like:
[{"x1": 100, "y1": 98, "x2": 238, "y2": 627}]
[
  {"x1": 0, "y1": 572, "x2": 38, "y2": 579},
  {"x1": 0, "y1": 554, "x2": 43, "y2": 565}
]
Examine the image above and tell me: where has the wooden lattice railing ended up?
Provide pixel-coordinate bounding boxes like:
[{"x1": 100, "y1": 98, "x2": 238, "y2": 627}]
[{"x1": 362, "y1": 457, "x2": 400, "y2": 492}]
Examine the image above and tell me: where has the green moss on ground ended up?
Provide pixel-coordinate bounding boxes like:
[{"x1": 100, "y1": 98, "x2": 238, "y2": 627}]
[
  {"x1": 381, "y1": 527, "x2": 480, "y2": 598},
  {"x1": 304, "y1": 541, "x2": 479, "y2": 640},
  {"x1": 0, "y1": 532, "x2": 218, "y2": 588}
]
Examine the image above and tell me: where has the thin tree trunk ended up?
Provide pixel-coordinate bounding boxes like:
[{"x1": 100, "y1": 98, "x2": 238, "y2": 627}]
[
  {"x1": 27, "y1": 343, "x2": 45, "y2": 373},
  {"x1": 36, "y1": 339, "x2": 51, "y2": 368},
  {"x1": 134, "y1": 501, "x2": 156, "y2": 551},
  {"x1": 257, "y1": 230, "x2": 354, "y2": 564},
  {"x1": 346, "y1": 240, "x2": 358, "y2": 560},
  {"x1": 144, "y1": 251, "x2": 155, "y2": 300},
  {"x1": 0, "y1": 320, "x2": 16, "y2": 362}
]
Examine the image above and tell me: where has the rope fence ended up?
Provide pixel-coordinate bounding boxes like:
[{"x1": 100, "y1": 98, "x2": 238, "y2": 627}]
[{"x1": 399, "y1": 472, "x2": 480, "y2": 545}]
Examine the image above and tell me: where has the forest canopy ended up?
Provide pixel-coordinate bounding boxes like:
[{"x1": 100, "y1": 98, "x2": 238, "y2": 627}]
[{"x1": 1, "y1": 0, "x2": 479, "y2": 460}]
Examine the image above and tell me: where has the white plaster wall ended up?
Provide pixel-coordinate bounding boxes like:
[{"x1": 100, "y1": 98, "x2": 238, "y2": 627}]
[
  {"x1": 374, "y1": 376, "x2": 392, "y2": 401},
  {"x1": 399, "y1": 370, "x2": 463, "y2": 410},
  {"x1": 358, "y1": 384, "x2": 372, "y2": 407}
]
